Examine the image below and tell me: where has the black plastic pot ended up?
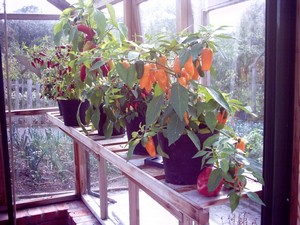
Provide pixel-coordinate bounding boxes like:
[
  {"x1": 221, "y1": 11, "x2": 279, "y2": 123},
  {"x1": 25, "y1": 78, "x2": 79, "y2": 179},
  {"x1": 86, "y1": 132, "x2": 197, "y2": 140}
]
[
  {"x1": 159, "y1": 131, "x2": 215, "y2": 185},
  {"x1": 98, "y1": 105, "x2": 125, "y2": 136},
  {"x1": 59, "y1": 99, "x2": 89, "y2": 126}
]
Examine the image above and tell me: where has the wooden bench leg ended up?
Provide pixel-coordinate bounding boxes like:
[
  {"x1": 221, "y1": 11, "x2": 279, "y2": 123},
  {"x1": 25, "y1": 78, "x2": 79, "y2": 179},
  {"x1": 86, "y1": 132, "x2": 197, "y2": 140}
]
[
  {"x1": 128, "y1": 179, "x2": 140, "y2": 225},
  {"x1": 99, "y1": 156, "x2": 108, "y2": 220}
]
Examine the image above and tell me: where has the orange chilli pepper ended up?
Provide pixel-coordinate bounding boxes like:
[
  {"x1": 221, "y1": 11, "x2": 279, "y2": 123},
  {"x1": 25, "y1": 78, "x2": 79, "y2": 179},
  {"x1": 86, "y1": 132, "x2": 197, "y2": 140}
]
[
  {"x1": 201, "y1": 47, "x2": 213, "y2": 71},
  {"x1": 216, "y1": 108, "x2": 228, "y2": 125},
  {"x1": 177, "y1": 76, "x2": 187, "y2": 87},
  {"x1": 192, "y1": 59, "x2": 200, "y2": 80},
  {"x1": 181, "y1": 68, "x2": 191, "y2": 82},
  {"x1": 183, "y1": 112, "x2": 189, "y2": 126},
  {"x1": 236, "y1": 138, "x2": 246, "y2": 152},
  {"x1": 145, "y1": 136, "x2": 156, "y2": 157},
  {"x1": 184, "y1": 56, "x2": 194, "y2": 76},
  {"x1": 157, "y1": 55, "x2": 167, "y2": 70},
  {"x1": 155, "y1": 69, "x2": 169, "y2": 92}
]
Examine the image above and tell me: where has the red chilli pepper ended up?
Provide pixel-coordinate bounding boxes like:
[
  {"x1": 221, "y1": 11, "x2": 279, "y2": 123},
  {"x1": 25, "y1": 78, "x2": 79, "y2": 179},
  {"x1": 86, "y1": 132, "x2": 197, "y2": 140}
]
[{"x1": 80, "y1": 65, "x2": 87, "y2": 82}]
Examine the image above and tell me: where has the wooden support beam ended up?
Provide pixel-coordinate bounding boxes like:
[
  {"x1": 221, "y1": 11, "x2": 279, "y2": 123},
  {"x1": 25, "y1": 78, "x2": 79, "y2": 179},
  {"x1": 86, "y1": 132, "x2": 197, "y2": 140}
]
[
  {"x1": 128, "y1": 179, "x2": 140, "y2": 225},
  {"x1": 176, "y1": 0, "x2": 193, "y2": 32},
  {"x1": 123, "y1": 0, "x2": 142, "y2": 41},
  {"x1": 98, "y1": 156, "x2": 108, "y2": 220},
  {"x1": 47, "y1": 0, "x2": 70, "y2": 11}
]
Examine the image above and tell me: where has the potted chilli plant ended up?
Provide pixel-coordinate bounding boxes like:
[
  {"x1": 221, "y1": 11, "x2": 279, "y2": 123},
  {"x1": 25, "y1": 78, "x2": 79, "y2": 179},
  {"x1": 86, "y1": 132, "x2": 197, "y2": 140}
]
[
  {"x1": 108, "y1": 26, "x2": 264, "y2": 212},
  {"x1": 39, "y1": 0, "x2": 127, "y2": 129}
]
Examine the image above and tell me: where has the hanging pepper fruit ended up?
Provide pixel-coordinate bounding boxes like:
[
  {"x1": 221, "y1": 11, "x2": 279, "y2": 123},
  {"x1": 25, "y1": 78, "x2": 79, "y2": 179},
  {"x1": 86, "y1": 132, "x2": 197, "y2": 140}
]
[
  {"x1": 157, "y1": 55, "x2": 167, "y2": 70},
  {"x1": 107, "y1": 59, "x2": 115, "y2": 70},
  {"x1": 236, "y1": 137, "x2": 246, "y2": 152},
  {"x1": 155, "y1": 69, "x2": 169, "y2": 92},
  {"x1": 192, "y1": 59, "x2": 200, "y2": 80},
  {"x1": 201, "y1": 45, "x2": 213, "y2": 71},
  {"x1": 77, "y1": 24, "x2": 95, "y2": 41},
  {"x1": 135, "y1": 60, "x2": 145, "y2": 79},
  {"x1": 145, "y1": 136, "x2": 156, "y2": 157},
  {"x1": 184, "y1": 56, "x2": 194, "y2": 76},
  {"x1": 177, "y1": 76, "x2": 187, "y2": 87},
  {"x1": 140, "y1": 63, "x2": 150, "y2": 89},
  {"x1": 80, "y1": 65, "x2": 87, "y2": 82},
  {"x1": 183, "y1": 111, "x2": 189, "y2": 126},
  {"x1": 100, "y1": 64, "x2": 109, "y2": 77},
  {"x1": 181, "y1": 68, "x2": 191, "y2": 83},
  {"x1": 173, "y1": 55, "x2": 181, "y2": 74},
  {"x1": 140, "y1": 63, "x2": 155, "y2": 93},
  {"x1": 216, "y1": 107, "x2": 228, "y2": 125}
]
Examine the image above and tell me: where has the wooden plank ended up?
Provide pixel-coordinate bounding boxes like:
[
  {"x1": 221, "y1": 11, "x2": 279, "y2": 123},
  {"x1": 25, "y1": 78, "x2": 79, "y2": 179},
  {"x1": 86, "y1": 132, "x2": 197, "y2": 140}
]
[
  {"x1": 73, "y1": 141, "x2": 81, "y2": 195},
  {"x1": 0, "y1": 13, "x2": 60, "y2": 20},
  {"x1": 98, "y1": 156, "x2": 108, "y2": 220},
  {"x1": 128, "y1": 178, "x2": 140, "y2": 225}
]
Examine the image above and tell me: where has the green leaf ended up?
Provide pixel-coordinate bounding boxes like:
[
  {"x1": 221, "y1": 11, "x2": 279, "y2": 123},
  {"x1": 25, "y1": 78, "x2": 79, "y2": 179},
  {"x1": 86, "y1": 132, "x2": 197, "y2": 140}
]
[
  {"x1": 170, "y1": 83, "x2": 188, "y2": 120},
  {"x1": 167, "y1": 113, "x2": 185, "y2": 146},
  {"x1": 220, "y1": 160, "x2": 229, "y2": 173},
  {"x1": 202, "y1": 134, "x2": 219, "y2": 150},
  {"x1": 157, "y1": 144, "x2": 169, "y2": 159},
  {"x1": 205, "y1": 86, "x2": 231, "y2": 113},
  {"x1": 118, "y1": 23, "x2": 128, "y2": 40},
  {"x1": 54, "y1": 31, "x2": 63, "y2": 46},
  {"x1": 207, "y1": 168, "x2": 223, "y2": 192},
  {"x1": 68, "y1": 26, "x2": 77, "y2": 44},
  {"x1": 205, "y1": 111, "x2": 217, "y2": 133},
  {"x1": 191, "y1": 42, "x2": 203, "y2": 60},
  {"x1": 116, "y1": 62, "x2": 136, "y2": 88},
  {"x1": 53, "y1": 22, "x2": 63, "y2": 36},
  {"x1": 106, "y1": 4, "x2": 118, "y2": 28},
  {"x1": 193, "y1": 149, "x2": 209, "y2": 159},
  {"x1": 146, "y1": 94, "x2": 164, "y2": 126},
  {"x1": 90, "y1": 60, "x2": 105, "y2": 71},
  {"x1": 178, "y1": 49, "x2": 191, "y2": 68},
  {"x1": 246, "y1": 192, "x2": 265, "y2": 206},
  {"x1": 229, "y1": 192, "x2": 240, "y2": 212},
  {"x1": 91, "y1": 108, "x2": 100, "y2": 129},
  {"x1": 103, "y1": 119, "x2": 113, "y2": 138},
  {"x1": 94, "y1": 9, "x2": 106, "y2": 38},
  {"x1": 72, "y1": 29, "x2": 79, "y2": 52},
  {"x1": 127, "y1": 138, "x2": 140, "y2": 160},
  {"x1": 186, "y1": 130, "x2": 200, "y2": 150}
]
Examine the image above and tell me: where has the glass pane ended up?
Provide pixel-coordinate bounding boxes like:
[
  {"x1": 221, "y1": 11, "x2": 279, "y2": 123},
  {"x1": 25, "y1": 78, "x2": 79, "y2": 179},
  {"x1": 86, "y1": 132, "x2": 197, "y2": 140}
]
[
  {"x1": 12, "y1": 115, "x2": 75, "y2": 202},
  {"x1": 191, "y1": 0, "x2": 265, "y2": 221},
  {"x1": 3, "y1": 20, "x2": 57, "y2": 110},
  {"x1": 0, "y1": 0, "x2": 61, "y2": 14},
  {"x1": 139, "y1": 0, "x2": 176, "y2": 37}
]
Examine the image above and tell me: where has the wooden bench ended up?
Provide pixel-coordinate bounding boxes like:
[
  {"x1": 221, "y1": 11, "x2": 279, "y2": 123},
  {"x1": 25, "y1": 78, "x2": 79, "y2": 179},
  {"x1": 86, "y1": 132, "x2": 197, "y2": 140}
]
[{"x1": 46, "y1": 111, "x2": 262, "y2": 225}]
